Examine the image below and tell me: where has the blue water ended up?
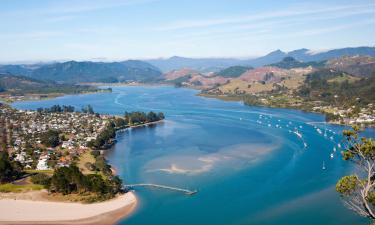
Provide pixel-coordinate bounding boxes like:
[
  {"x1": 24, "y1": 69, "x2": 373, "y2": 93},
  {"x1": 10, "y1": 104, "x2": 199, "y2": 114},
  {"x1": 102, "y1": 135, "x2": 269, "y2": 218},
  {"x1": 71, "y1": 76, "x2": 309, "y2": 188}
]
[{"x1": 12, "y1": 86, "x2": 374, "y2": 225}]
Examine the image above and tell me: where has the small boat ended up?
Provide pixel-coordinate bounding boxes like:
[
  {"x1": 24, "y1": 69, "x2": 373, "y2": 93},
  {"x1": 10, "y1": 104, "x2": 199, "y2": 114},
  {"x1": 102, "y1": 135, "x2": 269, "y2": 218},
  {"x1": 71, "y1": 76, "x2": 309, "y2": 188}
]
[
  {"x1": 299, "y1": 125, "x2": 303, "y2": 129},
  {"x1": 337, "y1": 143, "x2": 341, "y2": 148},
  {"x1": 268, "y1": 124, "x2": 271, "y2": 127},
  {"x1": 322, "y1": 161, "x2": 326, "y2": 170},
  {"x1": 330, "y1": 136, "x2": 334, "y2": 140},
  {"x1": 303, "y1": 142, "x2": 308, "y2": 148},
  {"x1": 316, "y1": 128, "x2": 322, "y2": 135},
  {"x1": 330, "y1": 153, "x2": 334, "y2": 159},
  {"x1": 294, "y1": 130, "x2": 302, "y2": 139},
  {"x1": 333, "y1": 147, "x2": 336, "y2": 152}
]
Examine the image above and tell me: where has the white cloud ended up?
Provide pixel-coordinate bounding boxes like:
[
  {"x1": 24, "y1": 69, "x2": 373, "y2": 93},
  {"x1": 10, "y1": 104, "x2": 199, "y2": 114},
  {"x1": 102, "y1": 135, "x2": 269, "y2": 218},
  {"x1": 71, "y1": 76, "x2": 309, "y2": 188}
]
[{"x1": 155, "y1": 3, "x2": 375, "y2": 31}]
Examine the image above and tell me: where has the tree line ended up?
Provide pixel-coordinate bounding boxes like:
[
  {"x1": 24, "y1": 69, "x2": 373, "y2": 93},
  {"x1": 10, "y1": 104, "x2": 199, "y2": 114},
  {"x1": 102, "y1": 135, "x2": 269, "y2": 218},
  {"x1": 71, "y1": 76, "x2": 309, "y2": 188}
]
[
  {"x1": 36, "y1": 104, "x2": 95, "y2": 114},
  {"x1": 124, "y1": 111, "x2": 165, "y2": 125}
]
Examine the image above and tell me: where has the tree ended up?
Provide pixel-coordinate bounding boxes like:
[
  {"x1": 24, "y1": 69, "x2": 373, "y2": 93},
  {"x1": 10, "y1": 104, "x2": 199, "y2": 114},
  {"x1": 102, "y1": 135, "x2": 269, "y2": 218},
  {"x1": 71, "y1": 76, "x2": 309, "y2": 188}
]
[
  {"x1": 336, "y1": 126, "x2": 375, "y2": 220},
  {"x1": 0, "y1": 151, "x2": 14, "y2": 183},
  {"x1": 40, "y1": 129, "x2": 60, "y2": 147},
  {"x1": 82, "y1": 105, "x2": 94, "y2": 114}
]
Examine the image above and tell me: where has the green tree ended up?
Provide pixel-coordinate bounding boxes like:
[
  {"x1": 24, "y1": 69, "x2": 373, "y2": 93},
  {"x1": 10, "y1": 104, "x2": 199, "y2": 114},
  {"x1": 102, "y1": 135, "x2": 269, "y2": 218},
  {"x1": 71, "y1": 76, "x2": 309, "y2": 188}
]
[
  {"x1": 40, "y1": 130, "x2": 60, "y2": 147},
  {"x1": 0, "y1": 151, "x2": 14, "y2": 183},
  {"x1": 336, "y1": 126, "x2": 375, "y2": 220}
]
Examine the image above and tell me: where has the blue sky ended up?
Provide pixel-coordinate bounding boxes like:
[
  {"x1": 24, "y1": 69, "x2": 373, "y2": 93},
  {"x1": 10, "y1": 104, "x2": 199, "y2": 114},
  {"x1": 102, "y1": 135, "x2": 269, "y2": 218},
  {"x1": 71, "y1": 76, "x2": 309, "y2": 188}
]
[{"x1": 1, "y1": 0, "x2": 375, "y2": 62}]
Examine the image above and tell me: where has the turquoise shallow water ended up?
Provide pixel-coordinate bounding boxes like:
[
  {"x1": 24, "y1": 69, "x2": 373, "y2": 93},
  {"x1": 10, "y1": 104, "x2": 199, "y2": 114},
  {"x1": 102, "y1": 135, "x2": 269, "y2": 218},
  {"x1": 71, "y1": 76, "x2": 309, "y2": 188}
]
[{"x1": 12, "y1": 86, "x2": 374, "y2": 225}]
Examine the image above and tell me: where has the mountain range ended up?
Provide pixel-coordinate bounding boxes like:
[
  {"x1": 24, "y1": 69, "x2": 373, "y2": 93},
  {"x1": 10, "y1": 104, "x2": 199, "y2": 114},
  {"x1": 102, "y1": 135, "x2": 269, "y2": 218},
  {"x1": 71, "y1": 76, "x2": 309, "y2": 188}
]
[
  {"x1": 147, "y1": 46, "x2": 375, "y2": 71},
  {"x1": 1, "y1": 46, "x2": 375, "y2": 83}
]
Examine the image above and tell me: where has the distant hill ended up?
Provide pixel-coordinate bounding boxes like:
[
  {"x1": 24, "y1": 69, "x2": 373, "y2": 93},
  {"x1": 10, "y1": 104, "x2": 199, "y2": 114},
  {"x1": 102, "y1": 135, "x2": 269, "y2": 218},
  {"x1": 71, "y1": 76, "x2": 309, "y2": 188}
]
[
  {"x1": 268, "y1": 57, "x2": 325, "y2": 69},
  {"x1": 0, "y1": 74, "x2": 99, "y2": 95},
  {"x1": 0, "y1": 60, "x2": 162, "y2": 84},
  {"x1": 247, "y1": 50, "x2": 287, "y2": 68},
  {"x1": 163, "y1": 68, "x2": 201, "y2": 81},
  {"x1": 248, "y1": 46, "x2": 375, "y2": 67},
  {"x1": 147, "y1": 56, "x2": 250, "y2": 72},
  {"x1": 30, "y1": 60, "x2": 162, "y2": 83},
  {"x1": 0, "y1": 74, "x2": 46, "y2": 91},
  {"x1": 290, "y1": 47, "x2": 375, "y2": 62},
  {"x1": 0, "y1": 65, "x2": 34, "y2": 76},
  {"x1": 147, "y1": 47, "x2": 375, "y2": 72},
  {"x1": 215, "y1": 66, "x2": 253, "y2": 78},
  {"x1": 325, "y1": 55, "x2": 375, "y2": 77}
]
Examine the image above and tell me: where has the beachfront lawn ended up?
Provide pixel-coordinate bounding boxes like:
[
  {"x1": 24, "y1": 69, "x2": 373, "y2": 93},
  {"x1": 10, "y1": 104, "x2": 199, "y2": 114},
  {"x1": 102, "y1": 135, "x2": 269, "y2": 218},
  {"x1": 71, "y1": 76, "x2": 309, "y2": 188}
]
[
  {"x1": 78, "y1": 151, "x2": 96, "y2": 174},
  {"x1": 0, "y1": 183, "x2": 44, "y2": 193}
]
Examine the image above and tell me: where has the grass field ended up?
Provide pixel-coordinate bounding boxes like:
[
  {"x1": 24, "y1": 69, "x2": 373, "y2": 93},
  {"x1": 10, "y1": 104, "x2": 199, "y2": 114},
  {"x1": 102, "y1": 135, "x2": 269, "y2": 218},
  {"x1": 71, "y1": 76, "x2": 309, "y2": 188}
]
[
  {"x1": 0, "y1": 183, "x2": 44, "y2": 193},
  {"x1": 25, "y1": 169, "x2": 54, "y2": 175},
  {"x1": 78, "y1": 151, "x2": 96, "y2": 174},
  {"x1": 327, "y1": 74, "x2": 360, "y2": 83}
]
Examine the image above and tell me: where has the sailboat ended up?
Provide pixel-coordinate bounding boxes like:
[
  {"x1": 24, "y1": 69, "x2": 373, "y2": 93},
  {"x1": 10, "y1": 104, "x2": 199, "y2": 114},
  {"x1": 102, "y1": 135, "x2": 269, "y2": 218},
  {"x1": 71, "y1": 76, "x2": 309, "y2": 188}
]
[{"x1": 322, "y1": 161, "x2": 326, "y2": 170}]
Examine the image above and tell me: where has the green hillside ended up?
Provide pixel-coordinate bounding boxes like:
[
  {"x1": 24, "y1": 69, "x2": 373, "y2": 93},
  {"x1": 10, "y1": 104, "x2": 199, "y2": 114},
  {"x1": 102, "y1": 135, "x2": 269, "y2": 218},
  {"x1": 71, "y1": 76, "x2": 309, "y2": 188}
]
[
  {"x1": 30, "y1": 60, "x2": 162, "y2": 83},
  {"x1": 269, "y1": 57, "x2": 325, "y2": 69},
  {"x1": 0, "y1": 74, "x2": 101, "y2": 95},
  {"x1": 216, "y1": 66, "x2": 252, "y2": 77}
]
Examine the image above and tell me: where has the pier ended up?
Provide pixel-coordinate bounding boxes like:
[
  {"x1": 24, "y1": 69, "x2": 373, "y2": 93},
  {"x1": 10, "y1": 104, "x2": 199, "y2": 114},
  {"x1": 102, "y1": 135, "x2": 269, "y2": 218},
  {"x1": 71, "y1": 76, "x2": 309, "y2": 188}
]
[{"x1": 124, "y1": 183, "x2": 198, "y2": 195}]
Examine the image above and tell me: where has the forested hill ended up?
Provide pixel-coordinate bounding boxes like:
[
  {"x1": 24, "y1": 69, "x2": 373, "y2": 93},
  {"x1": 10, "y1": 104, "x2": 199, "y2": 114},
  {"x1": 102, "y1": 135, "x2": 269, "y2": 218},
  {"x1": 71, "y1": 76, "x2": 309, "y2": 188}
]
[
  {"x1": 268, "y1": 57, "x2": 325, "y2": 69},
  {"x1": 31, "y1": 60, "x2": 162, "y2": 83},
  {"x1": 0, "y1": 73, "x2": 101, "y2": 95},
  {"x1": 0, "y1": 60, "x2": 162, "y2": 83}
]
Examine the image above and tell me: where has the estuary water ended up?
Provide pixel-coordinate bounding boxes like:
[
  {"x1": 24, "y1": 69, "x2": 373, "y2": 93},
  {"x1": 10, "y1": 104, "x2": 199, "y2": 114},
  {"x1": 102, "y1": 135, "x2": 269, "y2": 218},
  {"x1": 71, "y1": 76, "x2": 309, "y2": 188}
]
[{"x1": 12, "y1": 86, "x2": 374, "y2": 225}]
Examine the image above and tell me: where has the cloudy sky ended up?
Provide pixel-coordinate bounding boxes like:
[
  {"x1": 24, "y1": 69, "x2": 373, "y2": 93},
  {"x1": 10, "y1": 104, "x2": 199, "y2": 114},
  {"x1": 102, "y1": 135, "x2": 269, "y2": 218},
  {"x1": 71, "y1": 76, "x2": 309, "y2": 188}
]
[{"x1": 1, "y1": 0, "x2": 375, "y2": 62}]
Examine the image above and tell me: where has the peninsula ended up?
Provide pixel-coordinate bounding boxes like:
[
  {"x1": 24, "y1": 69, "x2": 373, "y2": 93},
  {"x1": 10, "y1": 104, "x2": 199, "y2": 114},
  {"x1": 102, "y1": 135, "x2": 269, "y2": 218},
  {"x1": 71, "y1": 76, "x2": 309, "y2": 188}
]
[{"x1": 0, "y1": 103, "x2": 164, "y2": 224}]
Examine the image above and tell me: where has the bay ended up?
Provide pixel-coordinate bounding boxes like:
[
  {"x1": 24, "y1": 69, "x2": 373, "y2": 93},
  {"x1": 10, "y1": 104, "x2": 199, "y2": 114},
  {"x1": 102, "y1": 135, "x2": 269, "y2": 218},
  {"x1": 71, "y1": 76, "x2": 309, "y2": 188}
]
[{"x1": 12, "y1": 86, "x2": 374, "y2": 225}]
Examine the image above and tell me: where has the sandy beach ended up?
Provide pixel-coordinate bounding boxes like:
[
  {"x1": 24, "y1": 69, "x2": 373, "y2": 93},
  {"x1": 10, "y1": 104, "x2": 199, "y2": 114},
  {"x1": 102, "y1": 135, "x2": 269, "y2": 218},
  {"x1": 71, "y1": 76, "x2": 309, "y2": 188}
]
[{"x1": 0, "y1": 191, "x2": 137, "y2": 225}]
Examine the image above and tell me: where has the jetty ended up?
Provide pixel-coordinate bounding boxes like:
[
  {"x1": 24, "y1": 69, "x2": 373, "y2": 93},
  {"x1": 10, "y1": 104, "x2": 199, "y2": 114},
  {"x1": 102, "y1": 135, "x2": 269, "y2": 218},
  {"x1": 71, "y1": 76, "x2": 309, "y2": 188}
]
[{"x1": 124, "y1": 183, "x2": 198, "y2": 195}]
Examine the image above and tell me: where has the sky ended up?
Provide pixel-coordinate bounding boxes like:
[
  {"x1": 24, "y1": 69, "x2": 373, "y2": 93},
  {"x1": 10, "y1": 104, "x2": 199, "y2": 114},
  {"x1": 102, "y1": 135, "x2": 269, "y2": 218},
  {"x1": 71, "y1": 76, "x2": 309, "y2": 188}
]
[{"x1": 1, "y1": 0, "x2": 375, "y2": 63}]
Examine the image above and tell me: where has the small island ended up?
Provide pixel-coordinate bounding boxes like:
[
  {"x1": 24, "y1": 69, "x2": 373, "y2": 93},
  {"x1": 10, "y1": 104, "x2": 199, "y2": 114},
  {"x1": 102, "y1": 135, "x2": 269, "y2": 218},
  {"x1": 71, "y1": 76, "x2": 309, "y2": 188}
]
[{"x1": 0, "y1": 103, "x2": 164, "y2": 224}]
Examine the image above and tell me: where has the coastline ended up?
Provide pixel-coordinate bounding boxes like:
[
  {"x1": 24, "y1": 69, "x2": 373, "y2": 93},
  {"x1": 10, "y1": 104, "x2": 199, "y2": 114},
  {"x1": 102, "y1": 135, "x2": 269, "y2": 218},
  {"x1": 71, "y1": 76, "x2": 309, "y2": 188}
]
[
  {"x1": 0, "y1": 191, "x2": 137, "y2": 225},
  {"x1": 2, "y1": 89, "x2": 111, "y2": 103},
  {"x1": 198, "y1": 93, "x2": 375, "y2": 127}
]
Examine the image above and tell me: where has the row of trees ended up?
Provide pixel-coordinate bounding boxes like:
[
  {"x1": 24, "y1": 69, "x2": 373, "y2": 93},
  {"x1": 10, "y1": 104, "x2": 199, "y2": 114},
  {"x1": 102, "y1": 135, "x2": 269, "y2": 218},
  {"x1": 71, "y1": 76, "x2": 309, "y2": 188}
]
[
  {"x1": 37, "y1": 105, "x2": 75, "y2": 113},
  {"x1": 36, "y1": 104, "x2": 95, "y2": 114},
  {"x1": 124, "y1": 111, "x2": 165, "y2": 125}
]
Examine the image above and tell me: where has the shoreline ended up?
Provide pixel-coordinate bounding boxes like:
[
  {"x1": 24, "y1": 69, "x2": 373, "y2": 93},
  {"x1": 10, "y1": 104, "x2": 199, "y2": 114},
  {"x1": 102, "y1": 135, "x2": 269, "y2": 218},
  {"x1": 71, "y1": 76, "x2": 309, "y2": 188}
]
[
  {"x1": 199, "y1": 93, "x2": 375, "y2": 128},
  {"x1": 0, "y1": 191, "x2": 137, "y2": 225},
  {"x1": 2, "y1": 89, "x2": 112, "y2": 103}
]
